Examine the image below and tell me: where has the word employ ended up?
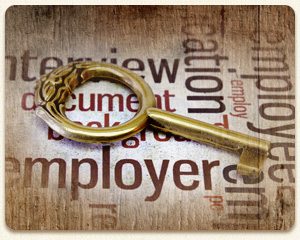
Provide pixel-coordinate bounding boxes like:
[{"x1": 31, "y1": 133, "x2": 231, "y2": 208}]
[
  {"x1": 242, "y1": 31, "x2": 295, "y2": 183},
  {"x1": 21, "y1": 90, "x2": 176, "y2": 113},
  {"x1": 228, "y1": 80, "x2": 251, "y2": 119},
  {"x1": 6, "y1": 49, "x2": 180, "y2": 84},
  {"x1": 221, "y1": 29, "x2": 295, "y2": 226},
  {"x1": 22, "y1": 147, "x2": 220, "y2": 202}
]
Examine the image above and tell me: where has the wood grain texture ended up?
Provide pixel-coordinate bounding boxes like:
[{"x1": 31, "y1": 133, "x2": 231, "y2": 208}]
[{"x1": 5, "y1": 6, "x2": 295, "y2": 230}]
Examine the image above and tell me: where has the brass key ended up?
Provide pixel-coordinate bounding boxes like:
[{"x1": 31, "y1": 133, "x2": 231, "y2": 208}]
[{"x1": 35, "y1": 61, "x2": 270, "y2": 177}]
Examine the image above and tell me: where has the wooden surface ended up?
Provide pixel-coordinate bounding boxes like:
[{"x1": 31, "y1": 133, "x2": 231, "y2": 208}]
[{"x1": 5, "y1": 5, "x2": 295, "y2": 230}]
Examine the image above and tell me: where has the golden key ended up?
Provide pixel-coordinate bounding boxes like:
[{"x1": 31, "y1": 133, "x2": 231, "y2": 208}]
[{"x1": 34, "y1": 61, "x2": 270, "y2": 177}]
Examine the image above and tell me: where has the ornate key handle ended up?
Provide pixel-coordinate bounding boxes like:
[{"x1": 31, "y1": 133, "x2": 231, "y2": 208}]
[
  {"x1": 35, "y1": 61, "x2": 157, "y2": 143},
  {"x1": 35, "y1": 61, "x2": 270, "y2": 177}
]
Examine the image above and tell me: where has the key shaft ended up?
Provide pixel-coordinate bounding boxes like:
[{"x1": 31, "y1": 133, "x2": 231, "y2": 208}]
[{"x1": 147, "y1": 108, "x2": 270, "y2": 177}]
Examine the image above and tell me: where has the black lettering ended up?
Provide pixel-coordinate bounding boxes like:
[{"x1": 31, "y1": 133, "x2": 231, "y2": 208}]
[
  {"x1": 186, "y1": 76, "x2": 222, "y2": 92},
  {"x1": 40, "y1": 57, "x2": 63, "y2": 75},
  {"x1": 259, "y1": 103, "x2": 295, "y2": 121},
  {"x1": 247, "y1": 122, "x2": 295, "y2": 139},
  {"x1": 148, "y1": 59, "x2": 179, "y2": 83},
  {"x1": 21, "y1": 50, "x2": 37, "y2": 81},
  {"x1": 187, "y1": 96, "x2": 225, "y2": 113},
  {"x1": 5, "y1": 56, "x2": 17, "y2": 80}
]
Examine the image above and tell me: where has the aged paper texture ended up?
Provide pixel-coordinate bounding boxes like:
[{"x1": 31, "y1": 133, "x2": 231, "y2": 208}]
[{"x1": 5, "y1": 5, "x2": 295, "y2": 230}]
